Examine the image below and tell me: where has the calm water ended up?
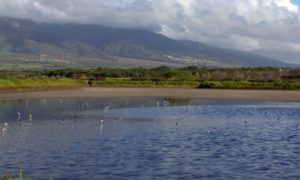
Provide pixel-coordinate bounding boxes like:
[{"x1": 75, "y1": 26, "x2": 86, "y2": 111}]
[{"x1": 0, "y1": 97, "x2": 300, "y2": 179}]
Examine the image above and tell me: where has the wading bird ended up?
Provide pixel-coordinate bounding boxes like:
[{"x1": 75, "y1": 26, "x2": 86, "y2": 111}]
[
  {"x1": 1, "y1": 123, "x2": 8, "y2": 133},
  {"x1": 28, "y1": 113, "x2": 32, "y2": 121},
  {"x1": 156, "y1": 102, "x2": 160, "y2": 107},
  {"x1": 17, "y1": 112, "x2": 21, "y2": 121},
  {"x1": 99, "y1": 119, "x2": 104, "y2": 129}
]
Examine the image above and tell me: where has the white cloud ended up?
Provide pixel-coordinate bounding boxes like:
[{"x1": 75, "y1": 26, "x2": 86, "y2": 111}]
[
  {"x1": 272, "y1": 0, "x2": 299, "y2": 12},
  {"x1": 0, "y1": 0, "x2": 299, "y2": 63}
]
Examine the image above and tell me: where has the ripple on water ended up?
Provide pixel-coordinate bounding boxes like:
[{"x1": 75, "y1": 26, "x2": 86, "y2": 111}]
[{"x1": 0, "y1": 98, "x2": 299, "y2": 179}]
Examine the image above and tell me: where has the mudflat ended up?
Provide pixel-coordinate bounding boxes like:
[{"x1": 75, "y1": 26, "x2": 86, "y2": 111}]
[{"x1": 0, "y1": 88, "x2": 299, "y2": 101}]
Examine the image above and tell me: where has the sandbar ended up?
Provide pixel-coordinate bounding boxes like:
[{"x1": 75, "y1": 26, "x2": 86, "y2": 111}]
[{"x1": 0, "y1": 88, "x2": 299, "y2": 101}]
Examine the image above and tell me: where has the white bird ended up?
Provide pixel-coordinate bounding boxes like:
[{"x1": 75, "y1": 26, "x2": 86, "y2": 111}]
[
  {"x1": 164, "y1": 101, "x2": 168, "y2": 107},
  {"x1": 25, "y1": 100, "x2": 29, "y2": 108},
  {"x1": 1, "y1": 123, "x2": 8, "y2": 133},
  {"x1": 42, "y1": 99, "x2": 47, "y2": 105},
  {"x1": 99, "y1": 120, "x2": 104, "y2": 129},
  {"x1": 156, "y1": 102, "x2": 160, "y2": 107},
  {"x1": 28, "y1": 113, "x2": 33, "y2": 121},
  {"x1": 104, "y1": 106, "x2": 111, "y2": 110},
  {"x1": 17, "y1": 112, "x2": 21, "y2": 120}
]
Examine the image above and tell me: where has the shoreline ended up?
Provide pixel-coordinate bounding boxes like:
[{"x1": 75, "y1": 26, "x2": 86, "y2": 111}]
[{"x1": 0, "y1": 87, "x2": 299, "y2": 102}]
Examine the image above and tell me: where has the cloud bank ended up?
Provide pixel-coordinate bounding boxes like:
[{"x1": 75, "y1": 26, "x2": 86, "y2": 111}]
[{"x1": 0, "y1": 0, "x2": 299, "y2": 63}]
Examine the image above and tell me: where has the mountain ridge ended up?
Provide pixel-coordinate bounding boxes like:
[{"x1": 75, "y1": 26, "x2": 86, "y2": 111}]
[{"x1": 0, "y1": 17, "x2": 291, "y2": 67}]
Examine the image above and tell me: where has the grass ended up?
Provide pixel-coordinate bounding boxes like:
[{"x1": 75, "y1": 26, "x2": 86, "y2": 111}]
[
  {"x1": 0, "y1": 170, "x2": 53, "y2": 180},
  {"x1": 0, "y1": 170, "x2": 22, "y2": 180},
  {"x1": 92, "y1": 79, "x2": 200, "y2": 88},
  {"x1": 91, "y1": 79, "x2": 300, "y2": 89},
  {"x1": 0, "y1": 78, "x2": 86, "y2": 90},
  {"x1": 0, "y1": 64, "x2": 44, "y2": 70},
  {"x1": 0, "y1": 78, "x2": 299, "y2": 90},
  {"x1": 198, "y1": 81, "x2": 300, "y2": 90}
]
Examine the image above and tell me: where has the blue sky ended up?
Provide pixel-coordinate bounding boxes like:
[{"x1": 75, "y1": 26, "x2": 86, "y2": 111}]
[{"x1": 292, "y1": 0, "x2": 300, "y2": 5}]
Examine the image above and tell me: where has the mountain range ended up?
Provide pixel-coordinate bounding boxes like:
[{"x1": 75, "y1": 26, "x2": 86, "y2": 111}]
[{"x1": 0, "y1": 17, "x2": 291, "y2": 67}]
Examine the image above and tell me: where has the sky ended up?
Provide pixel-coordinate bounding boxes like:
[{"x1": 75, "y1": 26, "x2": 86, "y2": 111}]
[
  {"x1": 292, "y1": 0, "x2": 300, "y2": 5},
  {"x1": 0, "y1": 0, "x2": 299, "y2": 64}
]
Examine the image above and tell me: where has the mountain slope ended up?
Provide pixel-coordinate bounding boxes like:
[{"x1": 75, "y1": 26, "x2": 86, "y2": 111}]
[{"x1": 0, "y1": 17, "x2": 290, "y2": 67}]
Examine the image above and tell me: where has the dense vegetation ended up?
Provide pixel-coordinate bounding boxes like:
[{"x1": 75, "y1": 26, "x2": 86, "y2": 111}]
[{"x1": 0, "y1": 66, "x2": 299, "y2": 90}]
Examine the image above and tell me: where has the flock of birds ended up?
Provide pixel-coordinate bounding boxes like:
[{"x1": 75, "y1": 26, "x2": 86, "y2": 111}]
[
  {"x1": 1, "y1": 98, "x2": 299, "y2": 136},
  {"x1": 0, "y1": 98, "x2": 50, "y2": 134},
  {"x1": 0, "y1": 98, "x2": 118, "y2": 134},
  {"x1": 0, "y1": 98, "x2": 171, "y2": 134},
  {"x1": 1, "y1": 111, "x2": 33, "y2": 134}
]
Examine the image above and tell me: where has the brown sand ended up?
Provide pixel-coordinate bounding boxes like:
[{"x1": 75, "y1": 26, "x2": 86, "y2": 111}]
[{"x1": 0, "y1": 88, "x2": 299, "y2": 101}]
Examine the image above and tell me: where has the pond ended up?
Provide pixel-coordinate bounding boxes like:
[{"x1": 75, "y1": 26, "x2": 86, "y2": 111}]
[{"x1": 0, "y1": 98, "x2": 300, "y2": 179}]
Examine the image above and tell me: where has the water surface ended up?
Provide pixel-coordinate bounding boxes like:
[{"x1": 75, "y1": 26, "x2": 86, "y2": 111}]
[{"x1": 0, "y1": 98, "x2": 300, "y2": 179}]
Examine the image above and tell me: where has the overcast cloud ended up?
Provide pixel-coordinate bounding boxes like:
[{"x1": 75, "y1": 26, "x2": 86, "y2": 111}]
[{"x1": 0, "y1": 0, "x2": 299, "y2": 64}]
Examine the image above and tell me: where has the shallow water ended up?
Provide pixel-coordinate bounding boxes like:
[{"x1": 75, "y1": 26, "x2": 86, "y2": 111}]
[{"x1": 0, "y1": 98, "x2": 300, "y2": 179}]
